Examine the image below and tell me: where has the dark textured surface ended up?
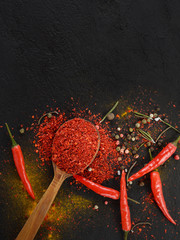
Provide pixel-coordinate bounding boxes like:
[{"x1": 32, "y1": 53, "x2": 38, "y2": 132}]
[{"x1": 0, "y1": 1, "x2": 180, "y2": 240}]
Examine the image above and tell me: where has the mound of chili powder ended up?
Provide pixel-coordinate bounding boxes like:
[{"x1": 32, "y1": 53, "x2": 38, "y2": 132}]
[
  {"x1": 36, "y1": 111, "x2": 118, "y2": 183},
  {"x1": 52, "y1": 118, "x2": 100, "y2": 174}
]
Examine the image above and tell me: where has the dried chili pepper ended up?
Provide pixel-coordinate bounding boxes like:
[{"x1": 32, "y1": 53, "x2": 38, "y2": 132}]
[
  {"x1": 120, "y1": 170, "x2": 131, "y2": 240},
  {"x1": 5, "y1": 123, "x2": 35, "y2": 199},
  {"x1": 128, "y1": 135, "x2": 180, "y2": 182},
  {"x1": 74, "y1": 175, "x2": 120, "y2": 199},
  {"x1": 149, "y1": 150, "x2": 176, "y2": 225},
  {"x1": 150, "y1": 171, "x2": 176, "y2": 225},
  {"x1": 74, "y1": 175, "x2": 140, "y2": 204}
]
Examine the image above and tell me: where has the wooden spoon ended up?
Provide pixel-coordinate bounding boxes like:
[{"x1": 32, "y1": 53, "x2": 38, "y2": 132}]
[{"x1": 16, "y1": 118, "x2": 100, "y2": 240}]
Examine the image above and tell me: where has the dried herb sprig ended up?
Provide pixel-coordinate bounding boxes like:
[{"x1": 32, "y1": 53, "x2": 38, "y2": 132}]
[
  {"x1": 38, "y1": 111, "x2": 59, "y2": 125},
  {"x1": 136, "y1": 141, "x2": 147, "y2": 151},
  {"x1": 127, "y1": 161, "x2": 137, "y2": 185},
  {"x1": 134, "y1": 111, "x2": 153, "y2": 120},
  {"x1": 137, "y1": 129, "x2": 155, "y2": 143},
  {"x1": 159, "y1": 118, "x2": 180, "y2": 134},
  {"x1": 128, "y1": 197, "x2": 140, "y2": 205},
  {"x1": 131, "y1": 222, "x2": 152, "y2": 233},
  {"x1": 155, "y1": 126, "x2": 171, "y2": 143},
  {"x1": 100, "y1": 101, "x2": 119, "y2": 123}
]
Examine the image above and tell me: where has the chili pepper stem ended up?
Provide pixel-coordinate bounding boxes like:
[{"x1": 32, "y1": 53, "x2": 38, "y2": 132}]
[
  {"x1": 5, "y1": 123, "x2": 18, "y2": 147},
  {"x1": 124, "y1": 231, "x2": 129, "y2": 240},
  {"x1": 172, "y1": 135, "x2": 180, "y2": 147}
]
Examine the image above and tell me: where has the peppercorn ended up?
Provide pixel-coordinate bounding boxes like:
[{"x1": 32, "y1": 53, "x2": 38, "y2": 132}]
[
  {"x1": 174, "y1": 154, "x2": 179, "y2": 160},
  {"x1": 153, "y1": 113, "x2": 158, "y2": 118},
  {"x1": 129, "y1": 128, "x2": 133, "y2": 133},
  {"x1": 19, "y1": 128, "x2": 25, "y2": 134},
  {"x1": 142, "y1": 119, "x2": 147, "y2": 124},
  {"x1": 135, "y1": 123, "x2": 140, "y2": 128},
  {"x1": 131, "y1": 132, "x2": 135, "y2": 137},
  {"x1": 104, "y1": 201, "x2": 108, "y2": 205},
  {"x1": 139, "y1": 181, "x2": 145, "y2": 187},
  {"x1": 150, "y1": 147, "x2": 154, "y2": 152},
  {"x1": 107, "y1": 113, "x2": 115, "y2": 121},
  {"x1": 127, "y1": 135, "x2": 131, "y2": 140},
  {"x1": 94, "y1": 205, "x2": 99, "y2": 210},
  {"x1": 116, "y1": 146, "x2": 121, "y2": 152},
  {"x1": 115, "y1": 134, "x2": 120, "y2": 140},
  {"x1": 112, "y1": 133, "x2": 115, "y2": 137},
  {"x1": 47, "y1": 113, "x2": 52, "y2": 118},
  {"x1": 133, "y1": 146, "x2": 138, "y2": 151}
]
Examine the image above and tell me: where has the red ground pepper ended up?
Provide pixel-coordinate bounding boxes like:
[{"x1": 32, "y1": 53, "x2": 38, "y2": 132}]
[
  {"x1": 74, "y1": 175, "x2": 120, "y2": 199},
  {"x1": 52, "y1": 118, "x2": 100, "y2": 174},
  {"x1": 36, "y1": 111, "x2": 118, "y2": 183},
  {"x1": 128, "y1": 135, "x2": 180, "y2": 182},
  {"x1": 120, "y1": 170, "x2": 131, "y2": 240},
  {"x1": 150, "y1": 171, "x2": 176, "y2": 225},
  {"x1": 5, "y1": 123, "x2": 35, "y2": 199}
]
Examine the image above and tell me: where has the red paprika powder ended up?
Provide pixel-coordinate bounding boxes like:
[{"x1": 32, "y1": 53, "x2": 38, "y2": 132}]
[
  {"x1": 52, "y1": 118, "x2": 100, "y2": 174},
  {"x1": 36, "y1": 110, "x2": 118, "y2": 183}
]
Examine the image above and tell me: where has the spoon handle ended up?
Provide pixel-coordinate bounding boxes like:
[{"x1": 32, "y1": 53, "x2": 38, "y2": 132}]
[{"x1": 16, "y1": 172, "x2": 67, "y2": 240}]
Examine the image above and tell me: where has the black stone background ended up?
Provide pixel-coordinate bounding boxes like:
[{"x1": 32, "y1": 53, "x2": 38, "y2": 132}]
[{"x1": 0, "y1": 1, "x2": 180, "y2": 240}]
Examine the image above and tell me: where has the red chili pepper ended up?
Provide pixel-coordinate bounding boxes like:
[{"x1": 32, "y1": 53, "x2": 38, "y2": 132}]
[
  {"x1": 150, "y1": 171, "x2": 176, "y2": 225},
  {"x1": 74, "y1": 175, "x2": 119, "y2": 199},
  {"x1": 5, "y1": 123, "x2": 35, "y2": 200},
  {"x1": 120, "y1": 170, "x2": 131, "y2": 240},
  {"x1": 128, "y1": 135, "x2": 180, "y2": 182}
]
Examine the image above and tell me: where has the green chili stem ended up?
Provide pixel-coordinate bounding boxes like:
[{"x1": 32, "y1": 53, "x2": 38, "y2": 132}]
[
  {"x1": 38, "y1": 111, "x2": 59, "y2": 125},
  {"x1": 131, "y1": 222, "x2": 152, "y2": 233},
  {"x1": 172, "y1": 135, "x2": 180, "y2": 147},
  {"x1": 155, "y1": 126, "x2": 171, "y2": 143},
  {"x1": 127, "y1": 197, "x2": 140, "y2": 205},
  {"x1": 124, "y1": 231, "x2": 129, "y2": 240},
  {"x1": 160, "y1": 118, "x2": 180, "y2": 134},
  {"x1": 100, "y1": 101, "x2": 119, "y2": 123},
  {"x1": 5, "y1": 123, "x2": 18, "y2": 148}
]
